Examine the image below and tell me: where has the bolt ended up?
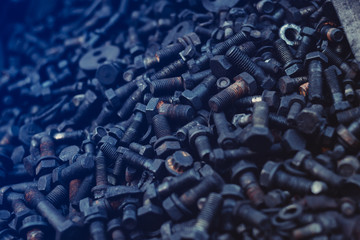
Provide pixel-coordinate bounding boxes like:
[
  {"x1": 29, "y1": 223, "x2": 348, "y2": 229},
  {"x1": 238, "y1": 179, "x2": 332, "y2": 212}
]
[
  {"x1": 317, "y1": 18, "x2": 344, "y2": 43},
  {"x1": 286, "y1": 93, "x2": 306, "y2": 126},
  {"x1": 119, "y1": 197, "x2": 140, "y2": 231},
  {"x1": 165, "y1": 150, "x2": 194, "y2": 176},
  {"x1": 181, "y1": 74, "x2": 217, "y2": 110},
  {"x1": 213, "y1": 112, "x2": 238, "y2": 149},
  {"x1": 240, "y1": 101, "x2": 274, "y2": 152},
  {"x1": 336, "y1": 106, "x2": 360, "y2": 124},
  {"x1": 274, "y1": 39, "x2": 302, "y2": 77},
  {"x1": 296, "y1": 104, "x2": 325, "y2": 135},
  {"x1": 150, "y1": 59, "x2": 187, "y2": 81},
  {"x1": 120, "y1": 103, "x2": 146, "y2": 146},
  {"x1": 129, "y1": 142, "x2": 154, "y2": 158},
  {"x1": 19, "y1": 214, "x2": 49, "y2": 240},
  {"x1": 162, "y1": 173, "x2": 224, "y2": 221},
  {"x1": 24, "y1": 187, "x2": 81, "y2": 240},
  {"x1": 52, "y1": 153, "x2": 94, "y2": 185},
  {"x1": 83, "y1": 204, "x2": 107, "y2": 240},
  {"x1": 149, "y1": 77, "x2": 184, "y2": 96},
  {"x1": 264, "y1": 189, "x2": 291, "y2": 208},
  {"x1": 225, "y1": 46, "x2": 275, "y2": 89},
  {"x1": 107, "y1": 218, "x2": 125, "y2": 240},
  {"x1": 337, "y1": 156, "x2": 360, "y2": 177},
  {"x1": 156, "y1": 168, "x2": 201, "y2": 199},
  {"x1": 71, "y1": 174, "x2": 95, "y2": 210},
  {"x1": 292, "y1": 150, "x2": 343, "y2": 187},
  {"x1": 233, "y1": 201, "x2": 270, "y2": 231},
  {"x1": 96, "y1": 59, "x2": 123, "y2": 86},
  {"x1": 176, "y1": 110, "x2": 209, "y2": 142},
  {"x1": 188, "y1": 124, "x2": 212, "y2": 162},
  {"x1": 235, "y1": 90, "x2": 279, "y2": 110},
  {"x1": 321, "y1": 45, "x2": 357, "y2": 79},
  {"x1": 278, "y1": 76, "x2": 308, "y2": 95},
  {"x1": 36, "y1": 136, "x2": 59, "y2": 177},
  {"x1": 295, "y1": 27, "x2": 316, "y2": 60},
  {"x1": 105, "y1": 80, "x2": 138, "y2": 108},
  {"x1": 46, "y1": 184, "x2": 68, "y2": 208},
  {"x1": 208, "y1": 72, "x2": 257, "y2": 112},
  {"x1": 231, "y1": 160, "x2": 264, "y2": 207},
  {"x1": 343, "y1": 78, "x2": 356, "y2": 103},
  {"x1": 260, "y1": 161, "x2": 328, "y2": 194},
  {"x1": 117, "y1": 81, "x2": 147, "y2": 120},
  {"x1": 152, "y1": 114, "x2": 181, "y2": 158},
  {"x1": 324, "y1": 66, "x2": 351, "y2": 113},
  {"x1": 336, "y1": 118, "x2": 360, "y2": 152},
  {"x1": 90, "y1": 151, "x2": 108, "y2": 199},
  {"x1": 181, "y1": 69, "x2": 212, "y2": 90}
]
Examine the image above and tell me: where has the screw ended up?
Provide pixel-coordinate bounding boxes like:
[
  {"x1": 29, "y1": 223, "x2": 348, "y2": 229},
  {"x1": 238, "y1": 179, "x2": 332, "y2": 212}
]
[
  {"x1": 226, "y1": 46, "x2": 275, "y2": 89},
  {"x1": 120, "y1": 103, "x2": 146, "y2": 146},
  {"x1": 24, "y1": 187, "x2": 81, "y2": 240},
  {"x1": 188, "y1": 124, "x2": 212, "y2": 162},
  {"x1": 149, "y1": 77, "x2": 184, "y2": 96},
  {"x1": 286, "y1": 93, "x2": 306, "y2": 126},
  {"x1": 208, "y1": 72, "x2": 257, "y2": 112},
  {"x1": 278, "y1": 76, "x2": 308, "y2": 95},
  {"x1": 150, "y1": 59, "x2": 187, "y2": 81},
  {"x1": 212, "y1": 112, "x2": 238, "y2": 149},
  {"x1": 117, "y1": 82, "x2": 147, "y2": 120},
  {"x1": 46, "y1": 184, "x2": 68, "y2": 208},
  {"x1": 162, "y1": 173, "x2": 224, "y2": 221},
  {"x1": 295, "y1": 27, "x2": 316, "y2": 60},
  {"x1": 105, "y1": 80, "x2": 138, "y2": 108},
  {"x1": 260, "y1": 161, "x2": 328, "y2": 195},
  {"x1": 107, "y1": 218, "x2": 125, "y2": 240},
  {"x1": 274, "y1": 39, "x2": 302, "y2": 77},
  {"x1": 292, "y1": 150, "x2": 343, "y2": 187},
  {"x1": 231, "y1": 160, "x2": 265, "y2": 207},
  {"x1": 181, "y1": 69, "x2": 212, "y2": 89},
  {"x1": 324, "y1": 66, "x2": 351, "y2": 113}
]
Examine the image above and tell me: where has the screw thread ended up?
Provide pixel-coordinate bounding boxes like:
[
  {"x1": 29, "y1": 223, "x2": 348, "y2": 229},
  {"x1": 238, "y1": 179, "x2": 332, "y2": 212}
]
[
  {"x1": 150, "y1": 77, "x2": 183, "y2": 95},
  {"x1": 115, "y1": 81, "x2": 138, "y2": 100},
  {"x1": 120, "y1": 112, "x2": 144, "y2": 145},
  {"x1": 274, "y1": 39, "x2": 294, "y2": 65},
  {"x1": 308, "y1": 60, "x2": 323, "y2": 102},
  {"x1": 336, "y1": 107, "x2": 360, "y2": 124},
  {"x1": 151, "y1": 59, "x2": 186, "y2": 81},
  {"x1": 269, "y1": 113, "x2": 289, "y2": 129},
  {"x1": 194, "y1": 193, "x2": 222, "y2": 231},
  {"x1": 324, "y1": 67, "x2": 342, "y2": 103},
  {"x1": 238, "y1": 41, "x2": 257, "y2": 57},
  {"x1": 95, "y1": 152, "x2": 107, "y2": 186},
  {"x1": 118, "y1": 88, "x2": 143, "y2": 120},
  {"x1": 213, "y1": 31, "x2": 248, "y2": 55},
  {"x1": 121, "y1": 149, "x2": 149, "y2": 170},
  {"x1": 225, "y1": 46, "x2": 258, "y2": 76},
  {"x1": 295, "y1": 36, "x2": 312, "y2": 59},
  {"x1": 158, "y1": 104, "x2": 195, "y2": 122},
  {"x1": 100, "y1": 142, "x2": 118, "y2": 162},
  {"x1": 294, "y1": 76, "x2": 308, "y2": 86},
  {"x1": 322, "y1": 46, "x2": 343, "y2": 66},
  {"x1": 209, "y1": 80, "x2": 249, "y2": 112},
  {"x1": 156, "y1": 43, "x2": 184, "y2": 60},
  {"x1": 152, "y1": 114, "x2": 172, "y2": 138},
  {"x1": 46, "y1": 185, "x2": 67, "y2": 208}
]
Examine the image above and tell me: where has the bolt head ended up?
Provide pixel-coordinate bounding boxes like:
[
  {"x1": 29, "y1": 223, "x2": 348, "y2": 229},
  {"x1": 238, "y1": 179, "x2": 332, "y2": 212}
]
[
  {"x1": 52, "y1": 164, "x2": 67, "y2": 185},
  {"x1": 155, "y1": 140, "x2": 181, "y2": 159},
  {"x1": 260, "y1": 161, "x2": 281, "y2": 188},
  {"x1": 188, "y1": 124, "x2": 211, "y2": 146},
  {"x1": 285, "y1": 62, "x2": 303, "y2": 77},
  {"x1": 146, "y1": 98, "x2": 160, "y2": 123},
  {"x1": 305, "y1": 52, "x2": 328, "y2": 66},
  {"x1": 210, "y1": 55, "x2": 234, "y2": 78},
  {"x1": 165, "y1": 151, "x2": 194, "y2": 176},
  {"x1": 281, "y1": 129, "x2": 306, "y2": 153},
  {"x1": 105, "y1": 88, "x2": 120, "y2": 107},
  {"x1": 262, "y1": 90, "x2": 279, "y2": 109},
  {"x1": 260, "y1": 75, "x2": 276, "y2": 90},
  {"x1": 296, "y1": 106, "x2": 324, "y2": 135},
  {"x1": 221, "y1": 184, "x2": 244, "y2": 200},
  {"x1": 286, "y1": 7, "x2": 302, "y2": 23},
  {"x1": 231, "y1": 160, "x2": 257, "y2": 182},
  {"x1": 301, "y1": 27, "x2": 316, "y2": 36},
  {"x1": 149, "y1": 159, "x2": 166, "y2": 177},
  {"x1": 162, "y1": 195, "x2": 184, "y2": 221},
  {"x1": 134, "y1": 103, "x2": 146, "y2": 114},
  {"x1": 292, "y1": 150, "x2": 311, "y2": 168},
  {"x1": 180, "y1": 90, "x2": 202, "y2": 110},
  {"x1": 37, "y1": 174, "x2": 52, "y2": 192},
  {"x1": 35, "y1": 158, "x2": 58, "y2": 177},
  {"x1": 234, "y1": 72, "x2": 257, "y2": 95},
  {"x1": 278, "y1": 76, "x2": 295, "y2": 94},
  {"x1": 288, "y1": 93, "x2": 306, "y2": 106},
  {"x1": 240, "y1": 126, "x2": 274, "y2": 152}
]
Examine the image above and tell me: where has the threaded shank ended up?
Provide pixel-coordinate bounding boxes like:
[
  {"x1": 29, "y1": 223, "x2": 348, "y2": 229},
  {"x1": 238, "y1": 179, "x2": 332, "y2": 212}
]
[
  {"x1": 46, "y1": 185, "x2": 67, "y2": 207},
  {"x1": 152, "y1": 114, "x2": 172, "y2": 138},
  {"x1": 194, "y1": 193, "x2": 222, "y2": 231},
  {"x1": 213, "y1": 31, "x2": 248, "y2": 55},
  {"x1": 225, "y1": 46, "x2": 258, "y2": 76},
  {"x1": 274, "y1": 39, "x2": 294, "y2": 65}
]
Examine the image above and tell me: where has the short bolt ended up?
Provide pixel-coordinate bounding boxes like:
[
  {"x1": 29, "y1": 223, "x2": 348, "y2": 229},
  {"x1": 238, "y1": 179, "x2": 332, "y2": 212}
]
[
  {"x1": 274, "y1": 39, "x2": 302, "y2": 77},
  {"x1": 292, "y1": 150, "x2": 343, "y2": 187},
  {"x1": 117, "y1": 82, "x2": 147, "y2": 120},
  {"x1": 150, "y1": 59, "x2": 187, "y2": 81},
  {"x1": 188, "y1": 124, "x2": 213, "y2": 161},
  {"x1": 149, "y1": 77, "x2": 184, "y2": 96},
  {"x1": 278, "y1": 76, "x2": 308, "y2": 95},
  {"x1": 231, "y1": 160, "x2": 265, "y2": 206},
  {"x1": 286, "y1": 93, "x2": 306, "y2": 126},
  {"x1": 36, "y1": 136, "x2": 59, "y2": 177},
  {"x1": 213, "y1": 112, "x2": 238, "y2": 149},
  {"x1": 46, "y1": 184, "x2": 68, "y2": 208},
  {"x1": 208, "y1": 72, "x2": 257, "y2": 112},
  {"x1": 120, "y1": 103, "x2": 146, "y2": 146}
]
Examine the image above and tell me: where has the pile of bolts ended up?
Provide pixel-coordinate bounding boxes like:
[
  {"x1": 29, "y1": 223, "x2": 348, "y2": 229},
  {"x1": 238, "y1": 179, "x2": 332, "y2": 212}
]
[{"x1": 1, "y1": 0, "x2": 360, "y2": 239}]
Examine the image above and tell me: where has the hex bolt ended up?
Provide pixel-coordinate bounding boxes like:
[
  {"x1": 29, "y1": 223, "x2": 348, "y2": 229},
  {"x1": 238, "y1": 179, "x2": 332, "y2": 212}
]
[
  {"x1": 324, "y1": 66, "x2": 350, "y2": 113},
  {"x1": 52, "y1": 153, "x2": 94, "y2": 185},
  {"x1": 292, "y1": 150, "x2": 343, "y2": 187},
  {"x1": 176, "y1": 110, "x2": 209, "y2": 142},
  {"x1": 105, "y1": 80, "x2": 138, "y2": 108},
  {"x1": 129, "y1": 142, "x2": 154, "y2": 158},
  {"x1": 24, "y1": 187, "x2": 81, "y2": 240},
  {"x1": 321, "y1": 45, "x2": 357, "y2": 79},
  {"x1": 296, "y1": 104, "x2": 324, "y2": 135},
  {"x1": 181, "y1": 74, "x2": 217, "y2": 110},
  {"x1": 150, "y1": 59, "x2": 187, "y2": 81},
  {"x1": 156, "y1": 168, "x2": 201, "y2": 199},
  {"x1": 36, "y1": 136, "x2": 59, "y2": 177},
  {"x1": 232, "y1": 201, "x2": 270, "y2": 231},
  {"x1": 165, "y1": 150, "x2": 194, "y2": 176},
  {"x1": 83, "y1": 205, "x2": 107, "y2": 240},
  {"x1": 225, "y1": 46, "x2": 274, "y2": 89},
  {"x1": 149, "y1": 77, "x2": 184, "y2": 96},
  {"x1": 181, "y1": 69, "x2": 212, "y2": 90},
  {"x1": 119, "y1": 197, "x2": 139, "y2": 231},
  {"x1": 143, "y1": 43, "x2": 185, "y2": 69},
  {"x1": 274, "y1": 39, "x2": 302, "y2": 77},
  {"x1": 120, "y1": 103, "x2": 146, "y2": 146},
  {"x1": 336, "y1": 119, "x2": 360, "y2": 152},
  {"x1": 152, "y1": 114, "x2": 181, "y2": 158},
  {"x1": 260, "y1": 161, "x2": 328, "y2": 195},
  {"x1": 231, "y1": 160, "x2": 264, "y2": 207},
  {"x1": 240, "y1": 101, "x2": 273, "y2": 152},
  {"x1": 213, "y1": 112, "x2": 238, "y2": 149},
  {"x1": 157, "y1": 101, "x2": 195, "y2": 122},
  {"x1": 295, "y1": 27, "x2": 316, "y2": 60},
  {"x1": 117, "y1": 82, "x2": 147, "y2": 120},
  {"x1": 190, "y1": 31, "x2": 248, "y2": 72},
  {"x1": 188, "y1": 124, "x2": 212, "y2": 161},
  {"x1": 191, "y1": 193, "x2": 222, "y2": 238},
  {"x1": 286, "y1": 93, "x2": 306, "y2": 126},
  {"x1": 208, "y1": 72, "x2": 257, "y2": 112},
  {"x1": 162, "y1": 173, "x2": 224, "y2": 221},
  {"x1": 96, "y1": 59, "x2": 123, "y2": 86},
  {"x1": 46, "y1": 184, "x2": 68, "y2": 208},
  {"x1": 91, "y1": 151, "x2": 108, "y2": 199},
  {"x1": 278, "y1": 76, "x2": 308, "y2": 95},
  {"x1": 19, "y1": 214, "x2": 49, "y2": 240}
]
